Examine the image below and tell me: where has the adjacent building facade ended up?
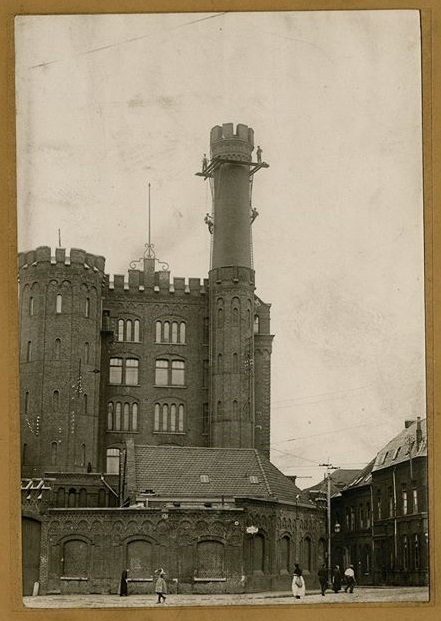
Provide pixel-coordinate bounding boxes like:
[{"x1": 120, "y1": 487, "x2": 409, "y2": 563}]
[{"x1": 330, "y1": 418, "x2": 428, "y2": 586}]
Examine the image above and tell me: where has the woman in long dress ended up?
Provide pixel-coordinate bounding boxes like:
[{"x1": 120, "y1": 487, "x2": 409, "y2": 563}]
[{"x1": 292, "y1": 563, "x2": 306, "y2": 599}]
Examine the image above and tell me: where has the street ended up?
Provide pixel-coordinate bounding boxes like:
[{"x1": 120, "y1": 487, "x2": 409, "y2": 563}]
[{"x1": 23, "y1": 586, "x2": 429, "y2": 608}]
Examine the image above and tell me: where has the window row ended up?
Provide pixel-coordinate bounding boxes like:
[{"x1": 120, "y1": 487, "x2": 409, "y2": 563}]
[
  {"x1": 117, "y1": 319, "x2": 140, "y2": 342},
  {"x1": 23, "y1": 390, "x2": 89, "y2": 415},
  {"x1": 109, "y1": 358, "x2": 185, "y2": 386},
  {"x1": 155, "y1": 320, "x2": 186, "y2": 344},
  {"x1": 25, "y1": 340, "x2": 91, "y2": 363},
  {"x1": 376, "y1": 487, "x2": 419, "y2": 520},
  {"x1": 154, "y1": 403, "x2": 185, "y2": 433},
  {"x1": 107, "y1": 402, "x2": 139, "y2": 432},
  {"x1": 28, "y1": 294, "x2": 92, "y2": 317}
]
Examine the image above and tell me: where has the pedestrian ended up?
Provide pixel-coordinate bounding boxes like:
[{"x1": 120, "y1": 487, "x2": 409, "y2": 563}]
[
  {"x1": 318, "y1": 563, "x2": 328, "y2": 596},
  {"x1": 119, "y1": 568, "x2": 128, "y2": 596},
  {"x1": 332, "y1": 564, "x2": 342, "y2": 593},
  {"x1": 155, "y1": 568, "x2": 167, "y2": 604},
  {"x1": 344, "y1": 564, "x2": 356, "y2": 593},
  {"x1": 291, "y1": 562, "x2": 306, "y2": 600}
]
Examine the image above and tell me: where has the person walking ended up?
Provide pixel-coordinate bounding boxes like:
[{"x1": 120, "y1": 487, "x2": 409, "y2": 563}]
[
  {"x1": 155, "y1": 568, "x2": 167, "y2": 604},
  {"x1": 344, "y1": 565, "x2": 356, "y2": 593},
  {"x1": 318, "y1": 563, "x2": 328, "y2": 596},
  {"x1": 332, "y1": 565, "x2": 342, "y2": 593},
  {"x1": 119, "y1": 569, "x2": 128, "y2": 597},
  {"x1": 291, "y1": 563, "x2": 306, "y2": 600}
]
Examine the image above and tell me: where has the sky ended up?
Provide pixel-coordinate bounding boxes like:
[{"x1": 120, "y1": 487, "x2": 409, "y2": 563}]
[{"x1": 15, "y1": 11, "x2": 425, "y2": 486}]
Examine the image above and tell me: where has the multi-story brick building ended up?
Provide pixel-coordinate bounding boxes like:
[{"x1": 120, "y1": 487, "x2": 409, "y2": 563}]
[
  {"x1": 19, "y1": 123, "x2": 326, "y2": 596},
  {"x1": 331, "y1": 418, "x2": 428, "y2": 586}
]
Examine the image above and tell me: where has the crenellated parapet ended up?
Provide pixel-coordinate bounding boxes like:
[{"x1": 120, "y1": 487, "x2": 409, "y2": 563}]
[
  {"x1": 210, "y1": 123, "x2": 254, "y2": 162},
  {"x1": 18, "y1": 246, "x2": 106, "y2": 274},
  {"x1": 107, "y1": 270, "x2": 209, "y2": 297}
]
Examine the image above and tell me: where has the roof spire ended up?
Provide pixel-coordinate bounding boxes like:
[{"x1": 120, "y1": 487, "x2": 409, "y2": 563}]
[{"x1": 129, "y1": 182, "x2": 169, "y2": 271}]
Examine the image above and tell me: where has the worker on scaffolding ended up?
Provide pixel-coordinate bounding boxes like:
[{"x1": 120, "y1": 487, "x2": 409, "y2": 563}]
[
  {"x1": 202, "y1": 153, "x2": 209, "y2": 173},
  {"x1": 204, "y1": 213, "x2": 214, "y2": 234},
  {"x1": 251, "y1": 207, "x2": 259, "y2": 223},
  {"x1": 256, "y1": 145, "x2": 262, "y2": 164}
]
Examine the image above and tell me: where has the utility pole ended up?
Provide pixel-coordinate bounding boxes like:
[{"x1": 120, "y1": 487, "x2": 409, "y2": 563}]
[{"x1": 319, "y1": 462, "x2": 339, "y2": 585}]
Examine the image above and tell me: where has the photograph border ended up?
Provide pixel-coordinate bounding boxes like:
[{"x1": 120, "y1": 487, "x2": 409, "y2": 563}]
[{"x1": 1, "y1": 1, "x2": 439, "y2": 620}]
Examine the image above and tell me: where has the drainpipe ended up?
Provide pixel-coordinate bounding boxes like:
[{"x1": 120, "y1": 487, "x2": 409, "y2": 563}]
[
  {"x1": 392, "y1": 467, "x2": 398, "y2": 572},
  {"x1": 370, "y1": 483, "x2": 375, "y2": 584}
]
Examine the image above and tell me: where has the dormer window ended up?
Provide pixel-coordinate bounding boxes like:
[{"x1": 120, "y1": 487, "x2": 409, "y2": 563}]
[
  {"x1": 249, "y1": 476, "x2": 259, "y2": 484},
  {"x1": 200, "y1": 475, "x2": 210, "y2": 483}
]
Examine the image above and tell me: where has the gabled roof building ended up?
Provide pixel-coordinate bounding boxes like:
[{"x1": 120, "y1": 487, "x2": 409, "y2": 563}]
[{"x1": 331, "y1": 418, "x2": 428, "y2": 586}]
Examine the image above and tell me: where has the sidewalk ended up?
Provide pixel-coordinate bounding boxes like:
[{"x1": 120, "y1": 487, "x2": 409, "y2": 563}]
[{"x1": 23, "y1": 586, "x2": 430, "y2": 608}]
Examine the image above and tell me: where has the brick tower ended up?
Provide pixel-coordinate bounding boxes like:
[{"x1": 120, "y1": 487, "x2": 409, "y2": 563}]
[
  {"x1": 206, "y1": 123, "x2": 272, "y2": 450},
  {"x1": 19, "y1": 247, "x2": 106, "y2": 477}
]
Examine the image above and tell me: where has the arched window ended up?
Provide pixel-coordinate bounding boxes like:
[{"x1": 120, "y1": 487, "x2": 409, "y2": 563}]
[
  {"x1": 197, "y1": 540, "x2": 225, "y2": 579},
  {"x1": 107, "y1": 403, "x2": 113, "y2": 430},
  {"x1": 217, "y1": 308, "x2": 223, "y2": 326},
  {"x1": 171, "y1": 360, "x2": 185, "y2": 385},
  {"x1": 253, "y1": 534, "x2": 265, "y2": 573},
  {"x1": 51, "y1": 440, "x2": 58, "y2": 465},
  {"x1": 85, "y1": 297, "x2": 90, "y2": 318},
  {"x1": 178, "y1": 404, "x2": 184, "y2": 432},
  {"x1": 125, "y1": 359, "x2": 139, "y2": 385},
  {"x1": 232, "y1": 353, "x2": 238, "y2": 373},
  {"x1": 132, "y1": 403, "x2": 138, "y2": 431},
  {"x1": 232, "y1": 400, "x2": 238, "y2": 418},
  {"x1": 68, "y1": 488, "x2": 76, "y2": 508},
  {"x1": 279, "y1": 536, "x2": 290, "y2": 573},
  {"x1": 118, "y1": 320, "x2": 124, "y2": 342},
  {"x1": 127, "y1": 540, "x2": 154, "y2": 579},
  {"x1": 57, "y1": 487, "x2": 65, "y2": 508},
  {"x1": 155, "y1": 321, "x2": 162, "y2": 343},
  {"x1": 134, "y1": 319, "x2": 140, "y2": 342},
  {"x1": 402, "y1": 535, "x2": 409, "y2": 571},
  {"x1": 63, "y1": 539, "x2": 88, "y2": 577},
  {"x1": 81, "y1": 445, "x2": 86, "y2": 467},
  {"x1": 154, "y1": 404, "x2": 160, "y2": 431},
  {"x1": 217, "y1": 353, "x2": 223, "y2": 373},
  {"x1": 414, "y1": 534, "x2": 420, "y2": 570},
  {"x1": 22, "y1": 443, "x2": 28, "y2": 465},
  {"x1": 83, "y1": 393, "x2": 88, "y2": 415},
  {"x1": 172, "y1": 321, "x2": 178, "y2": 343},
  {"x1": 24, "y1": 391, "x2": 29, "y2": 414},
  {"x1": 203, "y1": 359, "x2": 209, "y2": 387},
  {"x1": 109, "y1": 358, "x2": 123, "y2": 384},
  {"x1": 163, "y1": 321, "x2": 170, "y2": 343},
  {"x1": 162, "y1": 404, "x2": 168, "y2": 430},
  {"x1": 123, "y1": 403, "x2": 130, "y2": 430},
  {"x1": 106, "y1": 448, "x2": 120, "y2": 474},
  {"x1": 304, "y1": 536, "x2": 312, "y2": 571},
  {"x1": 180, "y1": 322, "x2": 186, "y2": 343},
  {"x1": 53, "y1": 390, "x2": 60, "y2": 412},
  {"x1": 56, "y1": 294, "x2": 62, "y2": 313},
  {"x1": 26, "y1": 341, "x2": 32, "y2": 362},
  {"x1": 115, "y1": 402, "x2": 122, "y2": 431},
  {"x1": 126, "y1": 320, "x2": 132, "y2": 342},
  {"x1": 84, "y1": 342, "x2": 89, "y2": 363},
  {"x1": 232, "y1": 307, "x2": 239, "y2": 326},
  {"x1": 217, "y1": 401, "x2": 222, "y2": 418},
  {"x1": 79, "y1": 487, "x2": 87, "y2": 506},
  {"x1": 170, "y1": 404, "x2": 177, "y2": 432},
  {"x1": 29, "y1": 297, "x2": 34, "y2": 316},
  {"x1": 254, "y1": 315, "x2": 260, "y2": 334},
  {"x1": 54, "y1": 338, "x2": 61, "y2": 360}
]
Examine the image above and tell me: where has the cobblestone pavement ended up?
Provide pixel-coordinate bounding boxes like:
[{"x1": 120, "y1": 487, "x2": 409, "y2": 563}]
[{"x1": 23, "y1": 586, "x2": 429, "y2": 608}]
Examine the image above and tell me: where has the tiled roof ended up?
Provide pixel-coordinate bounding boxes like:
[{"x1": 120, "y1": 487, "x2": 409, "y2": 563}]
[
  {"x1": 305, "y1": 469, "x2": 362, "y2": 497},
  {"x1": 341, "y1": 459, "x2": 376, "y2": 491},
  {"x1": 373, "y1": 418, "x2": 427, "y2": 472},
  {"x1": 133, "y1": 446, "x2": 301, "y2": 503}
]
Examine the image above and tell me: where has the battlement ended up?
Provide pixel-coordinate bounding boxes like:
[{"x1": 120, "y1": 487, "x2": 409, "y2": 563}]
[
  {"x1": 210, "y1": 123, "x2": 254, "y2": 161},
  {"x1": 107, "y1": 270, "x2": 209, "y2": 296},
  {"x1": 18, "y1": 247, "x2": 106, "y2": 273}
]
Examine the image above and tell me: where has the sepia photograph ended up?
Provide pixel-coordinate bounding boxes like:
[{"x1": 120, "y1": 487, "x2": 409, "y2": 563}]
[{"x1": 14, "y1": 8, "x2": 429, "y2": 611}]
